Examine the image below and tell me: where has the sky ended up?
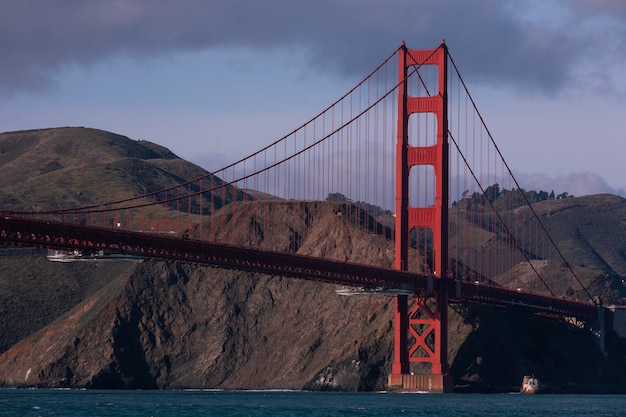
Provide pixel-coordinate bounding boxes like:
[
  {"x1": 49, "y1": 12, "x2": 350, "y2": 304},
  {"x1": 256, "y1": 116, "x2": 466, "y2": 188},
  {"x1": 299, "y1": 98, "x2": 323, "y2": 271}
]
[{"x1": 1, "y1": 0, "x2": 626, "y2": 197}]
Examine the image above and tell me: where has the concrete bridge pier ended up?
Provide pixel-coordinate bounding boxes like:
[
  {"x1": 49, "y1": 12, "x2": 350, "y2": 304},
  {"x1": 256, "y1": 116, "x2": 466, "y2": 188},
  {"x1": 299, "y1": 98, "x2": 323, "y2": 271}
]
[
  {"x1": 592, "y1": 302, "x2": 606, "y2": 355},
  {"x1": 388, "y1": 373, "x2": 453, "y2": 393}
]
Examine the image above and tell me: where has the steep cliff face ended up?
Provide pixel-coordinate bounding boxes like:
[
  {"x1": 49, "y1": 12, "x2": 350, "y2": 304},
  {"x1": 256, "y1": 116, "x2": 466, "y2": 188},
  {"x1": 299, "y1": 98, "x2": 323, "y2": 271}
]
[
  {"x1": 0, "y1": 259, "x2": 397, "y2": 390},
  {"x1": 0, "y1": 248, "x2": 137, "y2": 354}
]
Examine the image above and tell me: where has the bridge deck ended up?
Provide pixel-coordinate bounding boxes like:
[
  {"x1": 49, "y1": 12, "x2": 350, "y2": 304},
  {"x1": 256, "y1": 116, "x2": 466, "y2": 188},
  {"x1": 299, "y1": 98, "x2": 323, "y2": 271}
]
[{"x1": 0, "y1": 216, "x2": 598, "y2": 320}]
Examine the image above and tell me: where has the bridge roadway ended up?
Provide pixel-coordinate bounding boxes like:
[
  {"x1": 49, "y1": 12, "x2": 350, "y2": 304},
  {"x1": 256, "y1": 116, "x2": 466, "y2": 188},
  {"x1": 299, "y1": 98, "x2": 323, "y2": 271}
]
[{"x1": 0, "y1": 216, "x2": 597, "y2": 320}]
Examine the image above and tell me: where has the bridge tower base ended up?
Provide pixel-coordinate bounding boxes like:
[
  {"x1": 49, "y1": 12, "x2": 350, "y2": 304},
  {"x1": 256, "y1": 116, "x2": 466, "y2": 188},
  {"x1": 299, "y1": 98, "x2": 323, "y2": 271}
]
[{"x1": 388, "y1": 373, "x2": 454, "y2": 393}]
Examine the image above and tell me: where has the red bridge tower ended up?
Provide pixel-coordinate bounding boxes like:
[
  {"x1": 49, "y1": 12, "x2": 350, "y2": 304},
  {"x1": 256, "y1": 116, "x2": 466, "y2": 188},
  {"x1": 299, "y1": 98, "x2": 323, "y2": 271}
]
[{"x1": 389, "y1": 41, "x2": 453, "y2": 392}]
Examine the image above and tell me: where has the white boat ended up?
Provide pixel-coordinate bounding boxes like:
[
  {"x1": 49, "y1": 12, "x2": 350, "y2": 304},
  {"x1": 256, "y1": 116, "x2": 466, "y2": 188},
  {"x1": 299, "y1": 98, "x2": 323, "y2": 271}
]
[{"x1": 520, "y1": 375, "x2": 540, "y2": 394}]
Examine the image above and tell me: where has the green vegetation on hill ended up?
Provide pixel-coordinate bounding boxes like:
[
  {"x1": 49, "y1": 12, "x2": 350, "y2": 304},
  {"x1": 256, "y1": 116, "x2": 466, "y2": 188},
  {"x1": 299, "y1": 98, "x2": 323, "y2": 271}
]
[{"x1": 453, "y1": 183, "x2": 574, "y2": 211}]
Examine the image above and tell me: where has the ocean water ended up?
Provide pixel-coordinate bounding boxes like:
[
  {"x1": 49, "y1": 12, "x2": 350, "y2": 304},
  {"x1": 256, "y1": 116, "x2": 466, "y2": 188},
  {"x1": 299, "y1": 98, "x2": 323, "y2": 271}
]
[{"x1": 0, "y1": 389, "x2": 624, "y2": 417}]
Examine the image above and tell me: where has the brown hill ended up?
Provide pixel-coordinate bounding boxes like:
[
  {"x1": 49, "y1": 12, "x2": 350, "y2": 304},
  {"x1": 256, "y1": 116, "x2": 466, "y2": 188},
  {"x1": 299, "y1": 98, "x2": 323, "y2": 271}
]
[
  {"x1": 0, "y1": 127, "x2": 624, "y2": 391},
  {"x1": 0, "y1": 127, "x2": 243, "y2": 212},
  {"x1": 448, "y1": 193, "x2": 626, "y2": 304},
  {"x1": 0, "y1": 257, "x2": 399, "y2": 389},
  {"x1": 0, "y1": 127, "x2": 173, "y2": 189}
]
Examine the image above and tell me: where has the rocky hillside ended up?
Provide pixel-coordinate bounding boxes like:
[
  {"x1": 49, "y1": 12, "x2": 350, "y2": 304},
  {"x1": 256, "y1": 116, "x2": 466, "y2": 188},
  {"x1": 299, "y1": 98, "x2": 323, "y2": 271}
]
[{"x1": 0, "y1": 127, "x2": 625, "y2": 392}]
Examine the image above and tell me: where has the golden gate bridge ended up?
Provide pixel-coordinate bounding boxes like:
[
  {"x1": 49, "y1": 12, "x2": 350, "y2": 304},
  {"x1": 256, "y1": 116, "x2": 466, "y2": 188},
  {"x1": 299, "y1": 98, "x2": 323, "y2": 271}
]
[{"x1": 0, "y1": 41, "x2": 600, "y2": 392}]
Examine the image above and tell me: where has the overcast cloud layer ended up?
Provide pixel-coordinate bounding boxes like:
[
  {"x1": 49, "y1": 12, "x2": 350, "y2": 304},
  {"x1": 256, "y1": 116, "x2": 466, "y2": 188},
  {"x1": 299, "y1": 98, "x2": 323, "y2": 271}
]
[
  {"x1": 2, "y1": 0, "x2": 626, "y2": 97},
  {"x1": 2, "y1": 0, "x2": 626, "y2": 198}
]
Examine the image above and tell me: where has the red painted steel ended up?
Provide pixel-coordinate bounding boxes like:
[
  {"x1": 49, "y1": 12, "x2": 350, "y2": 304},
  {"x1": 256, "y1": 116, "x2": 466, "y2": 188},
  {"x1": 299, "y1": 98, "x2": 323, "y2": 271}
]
[
  {"x1": 393, "y1": 41, "x2": 411, "y2": 377},
  {"x1": 0, "y1": 216, "x2": 433, "y2": 292},
  {"x1": 391, "y1": 41, "x2": 452, "y2": 391},
  {"x1": 451, "y1": 281, "x2": 596, "y2": 319}
]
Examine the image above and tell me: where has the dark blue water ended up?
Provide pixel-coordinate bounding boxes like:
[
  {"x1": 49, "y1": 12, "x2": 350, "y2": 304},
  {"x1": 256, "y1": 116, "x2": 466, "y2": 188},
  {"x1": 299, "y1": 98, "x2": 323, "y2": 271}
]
[{"x1": 0, "y1": 389, "x2": 624, "y2": 417}]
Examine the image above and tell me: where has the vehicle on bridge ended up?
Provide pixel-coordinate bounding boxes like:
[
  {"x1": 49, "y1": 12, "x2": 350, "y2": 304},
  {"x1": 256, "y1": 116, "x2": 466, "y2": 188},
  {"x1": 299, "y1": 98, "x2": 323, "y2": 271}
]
[{"x1": 47, "y1": 249, "x2": 141, "y2": 262}]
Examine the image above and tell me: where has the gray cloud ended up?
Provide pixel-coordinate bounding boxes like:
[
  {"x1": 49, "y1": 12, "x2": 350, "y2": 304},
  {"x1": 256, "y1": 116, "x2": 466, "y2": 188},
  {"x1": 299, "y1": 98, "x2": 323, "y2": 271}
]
[{"x1": 1, "y1": 0, "x2": 625, "y2": 96}]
